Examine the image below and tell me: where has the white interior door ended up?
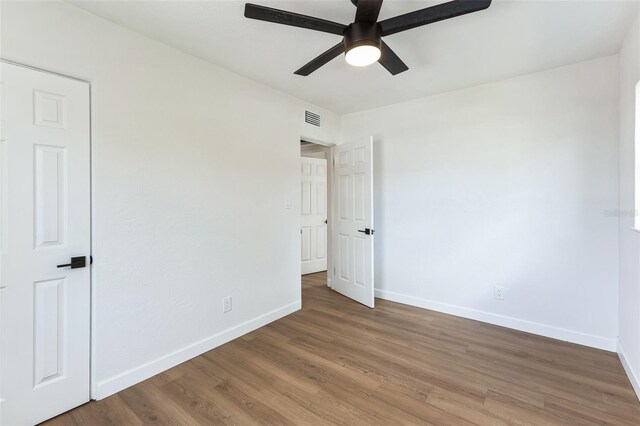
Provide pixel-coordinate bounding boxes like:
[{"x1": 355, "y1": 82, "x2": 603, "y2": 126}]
[
  {"x1": 332, "y1": 137, "x2": 374, "y2": 308},
  {"x1": 301, "y1": 157, "x2": 328, "y2": 275},
  {"x1": 0, "y1": 62, "x2": 91, "y2": 425}
]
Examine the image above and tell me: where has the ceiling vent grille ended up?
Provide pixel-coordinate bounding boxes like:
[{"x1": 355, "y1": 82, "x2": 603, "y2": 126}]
[{"x1": 305, "y1": 110, "x2": 321, "y2": 127}]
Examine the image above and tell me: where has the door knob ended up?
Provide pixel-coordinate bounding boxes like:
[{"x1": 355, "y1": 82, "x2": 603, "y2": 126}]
[
  {"x1": 57, "y1": 256, "x2": 87, "y2": 269},
  {"x1": 357, "y1": 228, "x2": 374, "y2": 235}
]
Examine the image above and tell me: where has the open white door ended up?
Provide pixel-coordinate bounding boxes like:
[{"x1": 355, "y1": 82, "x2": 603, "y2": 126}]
[
  {"x1": 301, "y1": 157, "x2": 328, "y2": 275},
  {"x1": 332, "y1": 137, "x2": 374, "y2": 308},
  {"x1": 0, "y1": 63, "x2": 91, "y2": 425}
]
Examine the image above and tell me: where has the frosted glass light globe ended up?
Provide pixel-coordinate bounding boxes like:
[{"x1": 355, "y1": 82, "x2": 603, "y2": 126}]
[{"x1": 345, "y1": 45, "x2": 381, "y2": 67}]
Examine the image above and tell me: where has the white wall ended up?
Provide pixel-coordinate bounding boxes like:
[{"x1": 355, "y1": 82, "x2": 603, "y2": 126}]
[
  {"x1": 2, "y1": 0, "x2": 633, "y2": 404},
  {"x1": 617, "y1": 11, "x2": 640, "y2": 399},
  {"x1": 341, "y1": 56, "x2": 620, "y2": 351},
  {"x1": 0, "y1": 0, "x2": 339, "y2": 398}
]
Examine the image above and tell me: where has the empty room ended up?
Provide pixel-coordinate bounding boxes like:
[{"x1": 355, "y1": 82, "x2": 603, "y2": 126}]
[{"x1": 2, "y1": 0, "x2": 640, "y2": 424}]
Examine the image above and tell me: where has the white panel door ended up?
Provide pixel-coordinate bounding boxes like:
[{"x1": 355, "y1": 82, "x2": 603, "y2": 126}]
[
  {"x1": 301, "y1": 157, "x2": 327, "y2": 275},
  {"x1": 0, "y1": 62, "x2": 91, "y2": 425},
  {"x1": 332, "y1": 137, "x2": 374, "y2": 308}
]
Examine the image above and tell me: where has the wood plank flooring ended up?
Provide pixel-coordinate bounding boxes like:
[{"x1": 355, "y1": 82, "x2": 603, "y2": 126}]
[{"x1": 44, "y1": 272, "x2": 640, "y2": 425}]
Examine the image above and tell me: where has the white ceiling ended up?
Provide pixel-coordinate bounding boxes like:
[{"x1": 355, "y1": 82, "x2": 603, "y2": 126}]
[{"x1": 70, "y1": 0, "x2": 639, "y2": 114}]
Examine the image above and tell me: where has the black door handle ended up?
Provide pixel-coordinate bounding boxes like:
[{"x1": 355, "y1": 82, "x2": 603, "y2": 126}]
[
  {"x1": 357, "y1": 228, "x2": 375, "y2": 235},
  {"x1": 57, "y1": 256, "x2": 87, "y2": 269}
]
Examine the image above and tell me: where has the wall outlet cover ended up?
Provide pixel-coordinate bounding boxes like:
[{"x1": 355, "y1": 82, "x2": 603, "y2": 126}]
[
  {"x1": 223, "y1": 296, "x2": 232, "y2": 313},
  {"x1": 494, "y1": 285, "x2": 505, "y2": 300}
]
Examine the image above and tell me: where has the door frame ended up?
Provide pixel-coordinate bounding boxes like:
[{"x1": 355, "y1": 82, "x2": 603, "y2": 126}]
[
  {"x1": 0, "y1": 59, "x2": 96, "y2": 400},
  {"x1": 300, "y1": 137, "x2": 334, "y2": 288}
]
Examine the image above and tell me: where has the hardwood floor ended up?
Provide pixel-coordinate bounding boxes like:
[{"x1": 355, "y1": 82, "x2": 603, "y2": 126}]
[{"x1": 44, "y1": 271, "x2": 640, "y2": 425}]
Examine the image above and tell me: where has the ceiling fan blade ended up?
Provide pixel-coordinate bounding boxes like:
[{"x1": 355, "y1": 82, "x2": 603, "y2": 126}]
[
  {"x1": 244, "y1": 3, "x2": 346, "y2": 36},
  {"x1": 378, "y1": 41, "x2": 408, "y2": 75},
  {"x1": 355, "y1": 0, "x2": 383, "y2": 23},
  {"x1": 378, "y1": 0, "x2": 491, "y2": 37},
  {"x1": 294, "y1": 42, "x2": 345, "y2": 76}
]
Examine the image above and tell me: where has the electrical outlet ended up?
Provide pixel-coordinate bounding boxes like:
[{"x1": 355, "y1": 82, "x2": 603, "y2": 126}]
[
  {"x1": 223, "y1": 296, "x2": 232, "y2": 313},
  {"x1": 284, "y1": 198, "x2": 292, "y2": 209},
  {"x1": 494, "y1": 285, "x2": 505, "y2": 300}
]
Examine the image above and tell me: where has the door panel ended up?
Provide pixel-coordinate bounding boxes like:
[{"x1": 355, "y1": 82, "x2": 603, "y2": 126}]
[
  {"x1": 331, "y1": 137, "x2": 374, "y2": 308},
  {"x1": 33, "y1": 277, "x2": 66, "y2": 388},
  {"x1": 339, "y1": 234, "x2": 350, "y2": 280},
  {"x1": 316, "y1": 227, "x2": 326, "y2": 261},
  {"x1": 1, "y1": 62, "x2": 91, "y2": 426},
  {"x1": 301, "y1": 157, "x2": 328, "y2": 275},
  {"x1": 301, "y1": 227, "x2": 311, "y2": 262},
  {"x1": 34, "y1": 144, "x2": 66, "y2": 248}
]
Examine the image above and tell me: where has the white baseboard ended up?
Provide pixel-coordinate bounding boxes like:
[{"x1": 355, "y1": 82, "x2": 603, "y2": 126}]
[
  {"x1": 375, "y1": 289, "x2": 616, "y2": 352},
  {"x1": 618, "y1": 342, "x2": 640, "y2": 402},
  {"x1": 93, "y1": 300, "x2": 301, "y2": 400}
]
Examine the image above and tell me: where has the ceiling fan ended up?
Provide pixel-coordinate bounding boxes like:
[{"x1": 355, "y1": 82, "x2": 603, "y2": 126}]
[{"x1": 244, "y1": 0, "x2": 492, "y2": 76}]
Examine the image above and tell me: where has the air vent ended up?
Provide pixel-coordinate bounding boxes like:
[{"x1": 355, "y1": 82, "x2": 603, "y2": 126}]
[{"x1": 305, "y1": 110, "x2": 321, "y2": 127}]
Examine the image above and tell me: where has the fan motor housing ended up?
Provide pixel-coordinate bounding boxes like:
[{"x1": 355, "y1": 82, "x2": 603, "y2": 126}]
[{"x1": 343, "y1": 21, "x2": 382, "y2": 52}]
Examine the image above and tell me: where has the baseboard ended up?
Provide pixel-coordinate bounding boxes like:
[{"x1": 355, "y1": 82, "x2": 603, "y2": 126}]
[
  {"x1": 618, "y1": 342, "x2": 640, "y2": 402},
  {"x1": 375, "y1": 289, "x2": 616, "y2": 352},
  {"x1": 93, "y1": 300, "x2": 301, "y2": 400}
]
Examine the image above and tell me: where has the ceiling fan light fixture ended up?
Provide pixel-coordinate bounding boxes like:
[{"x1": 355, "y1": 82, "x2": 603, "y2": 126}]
[
  {"x1": 343, "y1": 21, "x2": 382, "y2": 68},
  {"x1": 345, "y1": 44, "x2": 381, "y2": 67},
  {"x1": 244, "y1": 0, "x2": 493, "y2": 76}
]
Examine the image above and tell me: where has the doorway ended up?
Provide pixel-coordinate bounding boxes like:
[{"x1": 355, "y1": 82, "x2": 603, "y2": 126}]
[
  {"x1": 299, "y1": 137, "x2": 376, "y2": 308},
  {"x1": 300, "y1": 140, "x2": 333, "y2": 285}
]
